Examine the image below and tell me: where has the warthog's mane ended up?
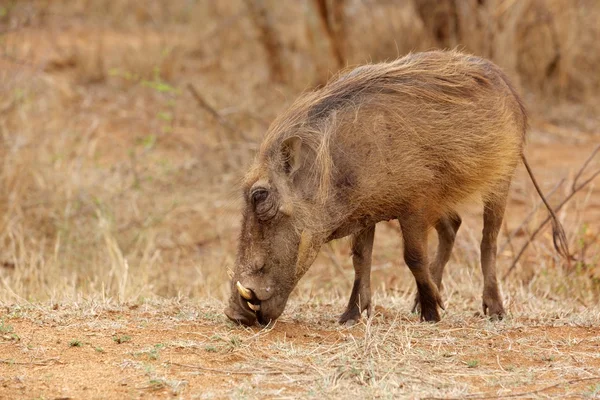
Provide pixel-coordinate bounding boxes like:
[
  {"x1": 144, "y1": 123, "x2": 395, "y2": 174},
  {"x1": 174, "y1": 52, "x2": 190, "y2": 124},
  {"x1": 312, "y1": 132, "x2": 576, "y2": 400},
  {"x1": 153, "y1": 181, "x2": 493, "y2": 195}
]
[{"x1": 252, "y1": 50, "x2": 527, "y2": 233}]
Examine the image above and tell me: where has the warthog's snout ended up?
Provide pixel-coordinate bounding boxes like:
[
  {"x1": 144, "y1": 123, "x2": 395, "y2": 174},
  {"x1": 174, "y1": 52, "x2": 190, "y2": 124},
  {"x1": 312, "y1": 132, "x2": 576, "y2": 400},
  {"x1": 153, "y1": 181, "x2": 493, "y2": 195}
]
[
  {"x1": 224, "y1": 287, "x2": 257, "y2": 326},
  {"x1": 225, "y1": 280, "x2": 289, "y2": 326}
]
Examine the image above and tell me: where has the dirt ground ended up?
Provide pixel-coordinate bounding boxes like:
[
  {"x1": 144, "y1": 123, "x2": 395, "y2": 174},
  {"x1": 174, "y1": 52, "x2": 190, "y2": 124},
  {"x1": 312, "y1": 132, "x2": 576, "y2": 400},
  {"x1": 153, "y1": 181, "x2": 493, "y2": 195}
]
[{"x1": 1, "y1": 301, "x2": 600, "y2": 399}]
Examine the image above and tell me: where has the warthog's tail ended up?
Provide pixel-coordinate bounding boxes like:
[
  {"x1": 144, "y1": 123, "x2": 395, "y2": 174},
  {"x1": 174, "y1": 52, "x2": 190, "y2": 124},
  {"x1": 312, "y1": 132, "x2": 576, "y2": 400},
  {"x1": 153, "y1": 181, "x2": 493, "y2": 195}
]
[{"x1": 521, "y1": 155, "x2": 571, "y2": 263}]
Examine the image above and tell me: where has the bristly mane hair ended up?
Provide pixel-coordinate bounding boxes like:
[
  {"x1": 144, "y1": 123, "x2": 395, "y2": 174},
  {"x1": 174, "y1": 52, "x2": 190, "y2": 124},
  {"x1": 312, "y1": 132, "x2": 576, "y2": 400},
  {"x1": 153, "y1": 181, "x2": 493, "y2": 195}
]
[{"x1": 255, "y1": 50, "x2": 527, "y2": 216}]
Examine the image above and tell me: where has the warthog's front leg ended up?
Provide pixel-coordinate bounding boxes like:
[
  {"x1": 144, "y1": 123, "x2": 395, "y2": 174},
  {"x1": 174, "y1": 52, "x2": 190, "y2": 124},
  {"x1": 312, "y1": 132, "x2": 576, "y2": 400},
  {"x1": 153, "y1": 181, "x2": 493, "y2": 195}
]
[{"x1": 339, "y1": 225, "x2": 376, "y2": 325}]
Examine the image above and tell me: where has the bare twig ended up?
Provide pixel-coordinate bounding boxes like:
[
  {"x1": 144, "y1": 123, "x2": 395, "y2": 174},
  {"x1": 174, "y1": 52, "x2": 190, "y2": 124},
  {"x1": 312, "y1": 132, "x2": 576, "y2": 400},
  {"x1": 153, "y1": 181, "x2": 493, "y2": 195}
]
[
  {"x1": 168, "y1": 361, "x2": 305, "y2": 375},
  {"x1": 504, "y1": 146, "x2": 600, "y2": 279},
  {"x1": 573, "y1": 144, "x2": 600, "y2": 191},
  {"x1": 0, "y1": 357, "x2": 62, "y2": 366},
  {"x1": 187, "y1": 83, "x2": 249, "y2": 142}
]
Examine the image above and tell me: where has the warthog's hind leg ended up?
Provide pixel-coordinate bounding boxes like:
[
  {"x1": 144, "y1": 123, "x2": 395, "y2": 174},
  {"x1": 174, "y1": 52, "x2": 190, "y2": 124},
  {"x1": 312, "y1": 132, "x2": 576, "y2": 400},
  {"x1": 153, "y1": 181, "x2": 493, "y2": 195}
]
[
  {"x1": 400, "y1": 214, "x2": 444, "y2": 322},
  {"x1": 412, "y1": 212, "x2": 461, "y2": 312},
  {"x1": 339, "y1": 225, "x2": 376, "y2": 325},
  {"x1": 480, "y1": 183, "x2": 509, "y2": 319}
]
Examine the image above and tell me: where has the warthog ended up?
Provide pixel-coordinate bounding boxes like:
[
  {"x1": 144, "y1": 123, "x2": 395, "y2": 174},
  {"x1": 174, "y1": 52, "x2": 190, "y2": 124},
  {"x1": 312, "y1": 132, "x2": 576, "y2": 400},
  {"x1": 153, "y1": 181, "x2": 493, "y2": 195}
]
[{"x1": 224, "y1": 50, "x2": 569, "y2": 326}]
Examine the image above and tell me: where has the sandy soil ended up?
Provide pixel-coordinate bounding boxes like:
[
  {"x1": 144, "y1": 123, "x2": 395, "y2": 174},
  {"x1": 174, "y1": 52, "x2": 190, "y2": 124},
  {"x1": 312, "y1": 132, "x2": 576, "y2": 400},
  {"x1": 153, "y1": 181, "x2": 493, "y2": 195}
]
[{"x1": 1, "y1": 301, "x2": 600, "y2": 399}]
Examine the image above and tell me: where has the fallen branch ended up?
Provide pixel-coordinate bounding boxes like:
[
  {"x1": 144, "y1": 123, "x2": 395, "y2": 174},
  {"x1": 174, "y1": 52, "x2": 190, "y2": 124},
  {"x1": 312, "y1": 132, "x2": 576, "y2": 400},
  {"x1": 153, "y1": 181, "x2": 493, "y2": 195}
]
[
  {"x1": 503, "y1": 144, "x2": 600, "y2": 279},
  {"x1": 0, "y1": 357, "x2": 62, "y2": 366},
  {"x1": 168, "y1": 361, "x2": 305, "y2": 375}
]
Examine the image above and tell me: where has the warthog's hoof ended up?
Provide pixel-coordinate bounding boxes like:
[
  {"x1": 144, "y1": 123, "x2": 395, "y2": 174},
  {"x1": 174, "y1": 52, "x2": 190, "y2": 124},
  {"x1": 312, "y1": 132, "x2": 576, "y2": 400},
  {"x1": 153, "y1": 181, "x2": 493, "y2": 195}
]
[
  {"x1": 415, "y1": 283, "x2": 445, "y2": 322},
  {"x1": 482, "y1": 299, "x2": 505, "y2": 321},
  {"x1": 421, "y1": 307, "x2": 441, "y2": 322},
  {"x1": 339, "y1": 303, "x2": 371, "y2": 325}
]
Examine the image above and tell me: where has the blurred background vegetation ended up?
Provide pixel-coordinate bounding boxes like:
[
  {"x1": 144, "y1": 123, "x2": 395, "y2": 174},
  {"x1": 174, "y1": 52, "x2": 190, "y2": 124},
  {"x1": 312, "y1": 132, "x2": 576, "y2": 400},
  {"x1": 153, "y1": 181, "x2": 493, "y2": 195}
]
[{"x1": 0, "y1": 0, "x2": 598, "y2": 305}]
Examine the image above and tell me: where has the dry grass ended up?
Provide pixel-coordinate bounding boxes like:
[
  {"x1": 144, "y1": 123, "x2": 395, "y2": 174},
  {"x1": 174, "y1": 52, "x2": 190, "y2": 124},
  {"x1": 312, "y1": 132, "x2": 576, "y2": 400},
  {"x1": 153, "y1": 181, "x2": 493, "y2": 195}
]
[
  {"x1": 0, "y1": 1, "x2": 599, "y2": 398},
  {"x1": 1, "y1": 296, "x2": 600, "y2": 398}
]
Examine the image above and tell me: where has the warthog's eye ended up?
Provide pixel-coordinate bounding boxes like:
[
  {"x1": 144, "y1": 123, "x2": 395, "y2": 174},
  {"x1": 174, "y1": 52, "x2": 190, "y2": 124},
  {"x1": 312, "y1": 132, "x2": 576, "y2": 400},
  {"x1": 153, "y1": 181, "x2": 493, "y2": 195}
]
[
  {"x1": 251, "y1": 188, "x2": 269, "y2": 206},
  {"x1": 250, "y1": 188, "x2": 277, "y2": 221}
]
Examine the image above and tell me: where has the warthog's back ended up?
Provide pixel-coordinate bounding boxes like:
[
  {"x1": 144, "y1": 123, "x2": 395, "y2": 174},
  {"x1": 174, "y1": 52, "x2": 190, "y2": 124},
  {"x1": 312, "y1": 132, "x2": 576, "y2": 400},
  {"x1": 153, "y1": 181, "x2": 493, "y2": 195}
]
[{"x1": 259, "y1": 50, "x2": 527, "y2": 229}]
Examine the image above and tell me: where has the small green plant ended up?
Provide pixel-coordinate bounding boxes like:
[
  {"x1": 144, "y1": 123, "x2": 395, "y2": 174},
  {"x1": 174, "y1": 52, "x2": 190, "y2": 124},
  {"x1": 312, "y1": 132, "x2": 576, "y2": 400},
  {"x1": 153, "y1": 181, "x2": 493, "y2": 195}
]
[
  {"x1": 157, "y1": 111, "x2": 173, "y2": 122},
  {"x1": 578, "y1": 223, "x2": 589, "y2": 249},
  {"x1": 69, "y1": 339, "x2": 83, "y2": 347},
  {"x1": 148, "y1": 378, "x2": 166, "y2": 390},
  {"x1": 139, "y1": 344, "x2": 165, "y2": 360},
  {"x1": 137, "y1": 134, "x2": 157, "y2": 150},
  {"x1": 587, "y1": 383, "x2": 600, "y2": 398},
  {"x1": 204, "y1": 345, "x2": 217, "y2": 353},
  {"x1": 202, "y1": 312, "x2": 221, "y2": 321},
  {"x1": 466, "y1": 360, "x2": 479, "y2": 368},
  {"x1": 0, "y1": 5, "x2": 9, "y2": 20},
  {"x1": 541, "y1": 355, "x2": 556, "y2": 362},
  {"x1": 8, "y1": 333, "x2": 20, "y2": 341},
  {"x1": 141, "y1": 77, "x2": 179, "y2": 94},
  {"x1": 0, "y1": 320, "x2": 14, "y2": 334},
  {"x1": 108, "y1": 67, "x2": 180, "y2": 95},
  {"x1": 113, "y1": 335, "x2": 132, "y2": 344},
  {"x1": 95, "y1": 347, "x2": 105, "y2": 353}
]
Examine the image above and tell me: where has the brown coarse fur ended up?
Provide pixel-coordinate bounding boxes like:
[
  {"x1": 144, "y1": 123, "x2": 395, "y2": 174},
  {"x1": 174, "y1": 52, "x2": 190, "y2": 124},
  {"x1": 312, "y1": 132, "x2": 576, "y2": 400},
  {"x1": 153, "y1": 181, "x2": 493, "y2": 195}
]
[
  {"x1": 252, "y1": 50, "x2": 526, "y2": 233},
  {"x1": 226, "y1": 50, "x2": 564, "y2": 327}
]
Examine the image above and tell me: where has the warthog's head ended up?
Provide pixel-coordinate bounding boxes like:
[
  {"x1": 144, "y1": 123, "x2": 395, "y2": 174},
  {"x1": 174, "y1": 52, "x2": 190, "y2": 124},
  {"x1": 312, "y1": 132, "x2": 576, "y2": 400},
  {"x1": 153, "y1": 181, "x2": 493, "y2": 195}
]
[{"x1": 224, "y1": 136, "x2": 322, "y2": 326}]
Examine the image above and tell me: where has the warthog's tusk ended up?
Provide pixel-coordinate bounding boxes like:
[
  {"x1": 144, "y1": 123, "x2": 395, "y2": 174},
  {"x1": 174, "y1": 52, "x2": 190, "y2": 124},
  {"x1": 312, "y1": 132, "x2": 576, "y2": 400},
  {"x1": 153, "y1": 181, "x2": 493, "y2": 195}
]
[
  {"x1": 247, "y1": 302, "x2": 260, "y2": 312},
  {"x1": 236, "y1": 281, "x2": 253, "y2": 300}
]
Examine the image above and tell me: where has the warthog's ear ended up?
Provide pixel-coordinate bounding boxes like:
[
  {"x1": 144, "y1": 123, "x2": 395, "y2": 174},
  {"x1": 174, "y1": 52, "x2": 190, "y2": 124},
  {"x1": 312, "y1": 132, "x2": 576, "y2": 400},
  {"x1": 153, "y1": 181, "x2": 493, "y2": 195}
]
[{"x1": 281, "y1": 136, "x2": 303, "y2": 176}]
